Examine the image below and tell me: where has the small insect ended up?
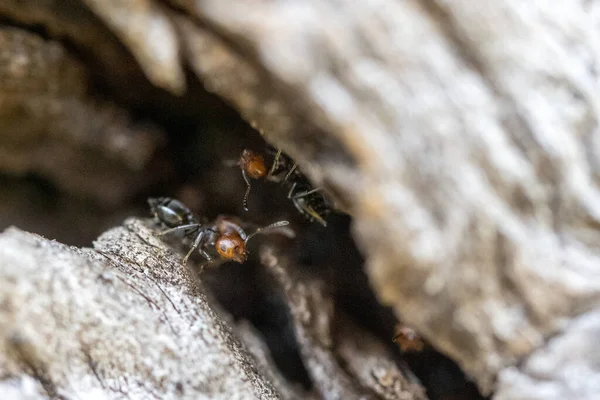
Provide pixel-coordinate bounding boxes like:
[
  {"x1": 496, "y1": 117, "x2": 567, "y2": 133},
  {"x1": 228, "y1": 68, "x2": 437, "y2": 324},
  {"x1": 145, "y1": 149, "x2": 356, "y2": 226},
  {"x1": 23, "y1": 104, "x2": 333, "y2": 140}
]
[
  {"x1": 235, "y1": 148, "x2": 330, "y2": 226},
  {"x1": 148, "y1": 197, "x2": 291, "y2": 268},
  {"x1": 392, "y1": 324, "x2": 425, "y2": 353}
]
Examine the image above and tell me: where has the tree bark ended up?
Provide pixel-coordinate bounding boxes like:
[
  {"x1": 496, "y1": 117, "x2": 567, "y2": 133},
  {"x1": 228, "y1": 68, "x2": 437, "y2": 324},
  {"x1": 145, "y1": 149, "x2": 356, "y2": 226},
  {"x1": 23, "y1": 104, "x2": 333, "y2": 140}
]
[
  {"x1": 0, "y1": 221, "x2": 425, "y2": 400},
  {"x1": 161, "y1": 2, "x2": 600, "y2": 396},
  {"x1": 2, "y1": 1, "x2": 600, "y2": 398},
  {"x1": 0, "y1": 221, "x2": 280, "y2": 399}
]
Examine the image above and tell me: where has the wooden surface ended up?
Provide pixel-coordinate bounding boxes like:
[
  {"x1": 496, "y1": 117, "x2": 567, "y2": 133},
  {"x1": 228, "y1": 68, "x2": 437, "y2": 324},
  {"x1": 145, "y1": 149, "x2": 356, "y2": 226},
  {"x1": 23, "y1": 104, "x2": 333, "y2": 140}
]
[
  {"x1": 0, "y1": 221, "x2": 424, "y2": 399},
  {"x1": 0, "y1": 221, "x2": 280, "y2": 399},
  {"x1": 1, "y1": 1, "x2": 600, "y2": 398}
]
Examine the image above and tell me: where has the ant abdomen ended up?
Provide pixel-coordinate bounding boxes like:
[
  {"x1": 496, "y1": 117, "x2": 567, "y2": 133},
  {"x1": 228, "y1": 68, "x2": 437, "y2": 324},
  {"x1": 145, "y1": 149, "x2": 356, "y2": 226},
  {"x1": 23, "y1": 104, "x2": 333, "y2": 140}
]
[{"x1": 148, "y1": 197, "x2": 197, "y2": 228}]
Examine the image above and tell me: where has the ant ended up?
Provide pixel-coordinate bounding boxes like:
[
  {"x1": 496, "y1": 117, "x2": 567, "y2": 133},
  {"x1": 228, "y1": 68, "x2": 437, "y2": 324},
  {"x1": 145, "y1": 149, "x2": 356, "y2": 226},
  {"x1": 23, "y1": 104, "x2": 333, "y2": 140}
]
[
  {"x1": 148, "y1": 197, "x2": 291, "y2": 268},
  {"x1": 393, "y1": 323, "x2": 425, "y2": 353},
  {"x1": 234, "y1": 148, "x2": 330, "y2": 226}
]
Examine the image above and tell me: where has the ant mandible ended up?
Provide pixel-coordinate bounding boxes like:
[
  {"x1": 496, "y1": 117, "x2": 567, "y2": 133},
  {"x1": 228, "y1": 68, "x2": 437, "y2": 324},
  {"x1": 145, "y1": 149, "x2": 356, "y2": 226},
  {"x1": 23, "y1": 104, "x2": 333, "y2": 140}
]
[
  {"x1": 235, "y1": 148, "x2": 330, "y2": 226},
  {"x1": 149, "y1": 197, "x2": 290, "y2": 268}
]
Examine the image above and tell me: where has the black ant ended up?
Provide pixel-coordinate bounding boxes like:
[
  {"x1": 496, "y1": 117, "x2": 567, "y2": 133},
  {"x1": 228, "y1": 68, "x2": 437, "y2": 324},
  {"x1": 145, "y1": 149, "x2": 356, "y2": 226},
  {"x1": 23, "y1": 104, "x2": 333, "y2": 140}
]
[
  {"x1": 148, "y1": 197, "x2": 291, "y2": 268},
  {"x1": 234, "y1": 148, "x2": 330, "y2": 226}
]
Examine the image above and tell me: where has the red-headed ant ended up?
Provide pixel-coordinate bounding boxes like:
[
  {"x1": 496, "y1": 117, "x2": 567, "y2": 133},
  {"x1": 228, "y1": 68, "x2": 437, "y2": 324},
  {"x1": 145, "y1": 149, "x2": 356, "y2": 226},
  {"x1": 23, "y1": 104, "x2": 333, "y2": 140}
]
[
  {"x1": 149, "y1": 197, "x2": 292, "y2": 268},
  {"x1": 234, "y1": 148, "x2": 330, "y2": 226}
]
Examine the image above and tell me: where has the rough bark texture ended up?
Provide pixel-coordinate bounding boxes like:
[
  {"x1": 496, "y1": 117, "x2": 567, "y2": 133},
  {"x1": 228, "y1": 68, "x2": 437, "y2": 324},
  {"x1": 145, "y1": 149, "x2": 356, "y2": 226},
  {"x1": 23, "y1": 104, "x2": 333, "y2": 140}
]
[
  {"x1": 260, "y1": 247, "x2": 427, "y2": 400},
  {"x1": 0, "y1": 221, "x2": 425, "y2": 400},
  {"x1": 0, "y1": 221, "x2": 280, "y2": 400},
  {"x1": 1, "y1": 0, "x2": 598, "y2": 399},
  {"x1": 159, "y1": 2, "x2": 600, "y2": 397},
  {"x1": 236, "y1": 321, "x2": 319, "y2": 400}
]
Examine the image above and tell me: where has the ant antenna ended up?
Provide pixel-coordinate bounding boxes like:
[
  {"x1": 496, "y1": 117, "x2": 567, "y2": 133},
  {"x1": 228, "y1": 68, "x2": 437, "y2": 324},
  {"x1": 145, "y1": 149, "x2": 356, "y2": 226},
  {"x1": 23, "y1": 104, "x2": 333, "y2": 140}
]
[
  {"x1": 245, "y1": 221, "x2": 290, "y2": 243},
  {"x1": 242, "y1": 170, "x2": 251, "y2": 211}
]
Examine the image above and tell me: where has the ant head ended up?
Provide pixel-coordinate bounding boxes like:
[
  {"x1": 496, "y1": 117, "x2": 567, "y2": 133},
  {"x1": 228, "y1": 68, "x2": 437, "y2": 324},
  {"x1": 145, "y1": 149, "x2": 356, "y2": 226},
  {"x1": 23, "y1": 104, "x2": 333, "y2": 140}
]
[
  {"x1": 215, "y1": 233, "x2": 247, "y2": 263},
  {"x1": 240, "y1": 149, "x2": 267, "y2": 179}
]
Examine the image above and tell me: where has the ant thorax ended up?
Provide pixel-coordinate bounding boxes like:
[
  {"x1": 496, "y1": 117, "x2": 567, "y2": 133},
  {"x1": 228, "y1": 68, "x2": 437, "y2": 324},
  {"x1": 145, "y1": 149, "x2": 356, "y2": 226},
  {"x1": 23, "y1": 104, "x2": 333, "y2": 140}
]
[{"x1": 213, "y1": 216, "x2": 248, "y2": 240}]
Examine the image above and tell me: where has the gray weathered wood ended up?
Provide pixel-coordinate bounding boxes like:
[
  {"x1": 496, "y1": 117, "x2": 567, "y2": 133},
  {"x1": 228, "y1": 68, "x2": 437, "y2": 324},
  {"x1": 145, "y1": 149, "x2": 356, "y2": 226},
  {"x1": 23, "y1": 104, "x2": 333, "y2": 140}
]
[
  {"x1": 260, "y1": 247, "x2": 427, "y2": 400},
  {"x1": 0, "y1": 221, "x2": 280, "y2": 400},
  {"x1": 3, "y1": 0, "x2": 600, "y2": 397},
  {"x1": 0, "y1": 221, "x2": 427, "y2": 400}
]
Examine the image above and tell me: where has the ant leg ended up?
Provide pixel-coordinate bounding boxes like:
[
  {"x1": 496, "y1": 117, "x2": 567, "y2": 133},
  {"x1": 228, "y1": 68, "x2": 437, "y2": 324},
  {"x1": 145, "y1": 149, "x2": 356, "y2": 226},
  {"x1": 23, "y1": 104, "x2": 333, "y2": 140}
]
[
  {"x1": 287, "y1": 183, "x2": 327, "y2": 226},
  {"x1": 291, "y1": 188, "x2": 328, "y2": 227},
  {"x1": 288, "y1": 182, "x2": 322, "y2": 201},
  {"x1": 291, "y1": 197, "x2": 328, "y2": 226},
  {"x1": 157, "y1": 224, "x2": 199, "y2": 236},
  {"x1": 182, "y1": 231, "x2": 205, "y2": 265},
  {"x1": 287, "y1": 182, "x2": 298, "y2": 199},
  {"x1": 200, "y1": 249, "x2": 212, "y2": 262},
  {"x1": 197, "y1": 257, "x2": 212, "y2": 274},
  {"x1": 283, "y1": 163, "x2": 297, "y2": 182},
  {"x1": 287, "y1": 183, "x2": 310, "y2": 218},
  {"x1": 197, "y1": 233, "x2": 215, "y2": 264},
  {"x1": 242, "y1": 170, "x2": 252, "y2": 212},
  {"x1": 268, "y1": 150, "x2": 282, "y2": 178},
  {"x1": 197, "y1": 257, "x2": 227, "y2": 273},
  {"x1": 292, "y1": 187, "x2": 322, "y2": 199},
  {"x1": 198, "y1": 259, "x2": 210, "y2": 273},
  {"x1": 289, "y1": 196, "x2": 311, "y2": 221}
]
